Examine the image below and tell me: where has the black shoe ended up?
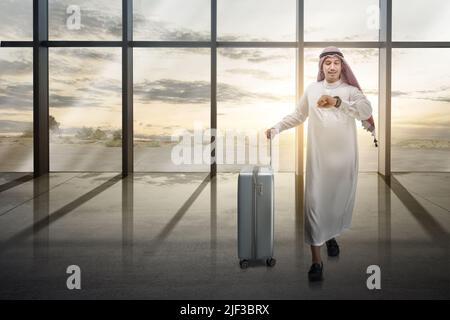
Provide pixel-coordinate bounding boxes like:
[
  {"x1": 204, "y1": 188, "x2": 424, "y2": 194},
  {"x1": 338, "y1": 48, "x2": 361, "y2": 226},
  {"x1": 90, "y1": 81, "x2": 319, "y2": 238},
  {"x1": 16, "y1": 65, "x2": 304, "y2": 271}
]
[
  {"x1": 308, "y1": 262, "x2": 323, "y2": 282},
  {"x1": 326, "y1": 238, "x2": 340, "y2": 257}
]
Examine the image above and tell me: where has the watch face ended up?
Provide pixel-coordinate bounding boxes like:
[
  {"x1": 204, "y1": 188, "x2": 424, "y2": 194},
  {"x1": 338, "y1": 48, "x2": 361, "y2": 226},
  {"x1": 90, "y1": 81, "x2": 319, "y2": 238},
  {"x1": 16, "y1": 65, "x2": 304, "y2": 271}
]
[{"x1": 334, "y1": 97, "x2": 341, "y2": 108}]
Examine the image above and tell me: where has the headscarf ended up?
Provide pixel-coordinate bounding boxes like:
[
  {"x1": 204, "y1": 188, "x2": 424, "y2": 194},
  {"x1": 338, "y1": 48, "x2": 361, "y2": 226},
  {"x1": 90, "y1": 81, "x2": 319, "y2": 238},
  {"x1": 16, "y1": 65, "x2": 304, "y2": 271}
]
[{"x1": 317, "y1": 47, "x2": 378, "y2": 147}]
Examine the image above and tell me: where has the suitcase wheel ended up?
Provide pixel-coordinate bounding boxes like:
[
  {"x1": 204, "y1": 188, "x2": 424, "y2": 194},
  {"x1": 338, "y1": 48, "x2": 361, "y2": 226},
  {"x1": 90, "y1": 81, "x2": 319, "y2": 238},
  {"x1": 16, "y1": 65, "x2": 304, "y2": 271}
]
[
  {"x1": 239, "y1": 260, "x2": 249, "y2": 269},
  {"x1": 266, "y1": 258, "x2": 276, "y2": 267}
]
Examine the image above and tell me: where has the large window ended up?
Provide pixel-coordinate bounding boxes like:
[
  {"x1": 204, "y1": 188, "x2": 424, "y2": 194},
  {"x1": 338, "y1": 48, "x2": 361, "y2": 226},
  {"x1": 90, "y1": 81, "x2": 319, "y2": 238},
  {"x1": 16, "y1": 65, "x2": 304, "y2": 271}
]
[
  {"x1": 134, "y1": 48, "x2": 210, "y2": 172},
  {"x1": 0, "y1": 0, "x2": 33, "y2": 41},
  {"x1": 304, "y1": 0, "x2": 379, "y2": 41},
  {"x1": 49, "y1": 48, "x2": 122, "y2": 171},
  {"x1": 1, "y1": 1, "x2": 449, "y2": 174},
  {"x1": 393, "y1": 0, "x2": 450, "y2": 41},
  {"x1": 218, "y1": 48, "x2": 296, "y2": 172},
  {"x1": 134, "y1": 0, "x2": 210, "y2": 41},
  {"x1": 0, "y1": 49, "x2": 33, "y2": 172},
  {"x1": 218, "y1": 0, "x2": 296, "y2": 41},
  {"x1": 391, "y1": 49, "x2": 450, "y2": 172}
]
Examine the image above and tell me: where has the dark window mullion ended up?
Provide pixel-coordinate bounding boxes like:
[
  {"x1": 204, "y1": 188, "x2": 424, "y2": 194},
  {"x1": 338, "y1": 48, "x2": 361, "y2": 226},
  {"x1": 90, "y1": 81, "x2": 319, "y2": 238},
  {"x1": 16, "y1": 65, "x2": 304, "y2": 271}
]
[
  {"x1": 122, "y1": 0, "x2": 133, "y2": 176},
  {"x1": 33, "y1": 0, "x2": 49, "y2": 176},
  {"x1": 211, "y1": 0, "x2": 217, "y2": 177}
]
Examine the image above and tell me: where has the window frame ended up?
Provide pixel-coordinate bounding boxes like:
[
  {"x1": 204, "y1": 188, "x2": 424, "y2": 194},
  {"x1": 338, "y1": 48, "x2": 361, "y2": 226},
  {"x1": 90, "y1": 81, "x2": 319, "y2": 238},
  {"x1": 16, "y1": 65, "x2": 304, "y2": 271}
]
[{"x1": 1, "y1": 0, "x2": 449, "y2": 176}]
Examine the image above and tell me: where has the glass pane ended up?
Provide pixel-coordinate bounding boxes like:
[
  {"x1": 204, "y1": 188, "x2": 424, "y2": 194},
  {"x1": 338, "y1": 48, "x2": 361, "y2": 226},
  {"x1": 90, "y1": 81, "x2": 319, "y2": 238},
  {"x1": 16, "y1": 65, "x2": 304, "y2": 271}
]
[
  {"x1": 218, "y1": 48, "x2": 296, "y2": 172},
  {"x1": 392, "y1": 49, "x2": 450, "y2": 172},
  {"x1": 49, "y1": 48, "x2": 122, "y2": 171},
  {"x1": 305, "y1": 48, "x2": 379, "y2": 172},
  {"x1": 218, "y1": 0, "x2": 296, "y2": 41},
  {"x1": 134, "y1": 0, "x2": 210, "y2": 41},
  {"x1": 0, "y1": 49, "x2": 33, "y2": 172},
  {"x1": 393, "y1": 0, "x2": 450, "y2": 41},
  {"x1": 49, "y1": 0, "x2": 122, "y2": 40},
  {"x1": 134, "y1": 48, "x2": 210, "y2": 172},
  {"x1": 305, "y1": 0, "x2": 379, "y2": 41},
  {"x1": 0, "y1": 0, "x2": 33, "y2": 40}
]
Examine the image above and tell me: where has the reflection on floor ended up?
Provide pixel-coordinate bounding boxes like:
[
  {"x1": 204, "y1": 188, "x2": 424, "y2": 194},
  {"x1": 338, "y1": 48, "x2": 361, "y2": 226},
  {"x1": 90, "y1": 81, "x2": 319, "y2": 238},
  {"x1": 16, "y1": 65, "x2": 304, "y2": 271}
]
[{"x1": 0, "y1": 171, "x2": 448, "y2": 299}]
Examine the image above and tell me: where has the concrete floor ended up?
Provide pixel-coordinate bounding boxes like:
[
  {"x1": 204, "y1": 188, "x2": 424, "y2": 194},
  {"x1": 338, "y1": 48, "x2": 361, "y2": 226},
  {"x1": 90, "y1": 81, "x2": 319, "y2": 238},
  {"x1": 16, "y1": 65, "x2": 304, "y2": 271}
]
[{"x1": 0, "y1": 171, "x2": 448, "y2": 300}]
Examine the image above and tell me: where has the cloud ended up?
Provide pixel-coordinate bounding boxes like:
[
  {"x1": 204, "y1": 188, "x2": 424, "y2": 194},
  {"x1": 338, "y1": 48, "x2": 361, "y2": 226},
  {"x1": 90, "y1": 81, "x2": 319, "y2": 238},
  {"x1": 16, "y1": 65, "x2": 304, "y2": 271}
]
[
  {"x1": 134, "y1": 79, "x2": 210, "y2": 104},
  {"x1": 0, "y1": 58, "x2": 32, "y2": 75},
  {"x1": 217, "y1": 35, "x2": 241, "y2": 42},
  {"x1": 47, "y1": 49, "x2": 121, "y2": 79},
  {"x1": 391, "y1": 90, "x2": 409, "y2": 97},
  {"x1": 49, "y1": 93, "x2": 105, "y2": 108},
  {"x1": 134, "y1": 79, "x2": 279, "y2": 104},
  {"x1": 394, "y1": 112, "x2": 450, "y2": 129},
  {"x1": 0, "y1": 0, "x2": 33, "y2": 40},
  {"x1": 343, "y1": 48, "x2": 379, "y2": 64},
  {"x1": 0, "y1": 81, "x2": 33, "y2": 110},
  {"x1": 391, "y1": 88, "x2": 450, "y2": 103},
  {"x1": 89, "y1": 79, "x2": 122, "y2": 94},
  {"x1": 2, "y1": 0, "x2": 290, "y2": 66},
  {"x1": 218, "y1": 48, "x2": 290, "y2": 63},
  {"x1": 415, "y1": 86, "x2": 450, "y2": 95},
  {"x1": 158, "y1": 29, "x2": 209, "y2": 41},
  {"x1": 49, "y1": 61, "x2": 87, "y2": 75},
  {"x1": 218, "y1": 34, "x2": 281, "y2": 42},
  {"x1": 55, "y1": 48, "x2": 118, "y2": 61},
  {"x1": 0, "y1": 120, "x2": 32, "y2": 133},
  {"x1": 136, "y1": 12, "x2": 280, "y2": 42},
  {"x1": 416, "y1": 96, "x2": 450, "y2": 103},
  {"x1": 217, "y1": 82, "x2": 279, "y2": 102},
  {"x1": 0, "y1": 77, "x2": 281, "y2": 112},
  {"x1": 67, "y1": 78, "x2": 122, "y2": 96},
  {"x1": 224, "y1": 68, "x2": 280, "y2": 80},
  {"x1": 133, "y1": 11, "x2": 210, "y2": 41},
  {"x1": 320, "y1": 33, "x2": 377, "y2": 42}
]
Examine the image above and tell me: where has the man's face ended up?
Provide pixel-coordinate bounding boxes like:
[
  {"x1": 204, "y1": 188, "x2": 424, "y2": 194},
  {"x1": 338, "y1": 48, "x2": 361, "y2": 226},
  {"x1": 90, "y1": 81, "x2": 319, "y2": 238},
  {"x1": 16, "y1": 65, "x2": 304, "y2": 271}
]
[{"x1": 322, "y1": 56, "x2": 342, "y2": 82}]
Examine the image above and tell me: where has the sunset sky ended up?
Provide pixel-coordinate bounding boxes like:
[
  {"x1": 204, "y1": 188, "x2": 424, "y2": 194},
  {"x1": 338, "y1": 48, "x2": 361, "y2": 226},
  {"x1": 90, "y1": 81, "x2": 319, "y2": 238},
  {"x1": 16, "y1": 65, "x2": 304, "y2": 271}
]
[{"x1": 0, "y1": 0, "x2": 449, "y2": 143}]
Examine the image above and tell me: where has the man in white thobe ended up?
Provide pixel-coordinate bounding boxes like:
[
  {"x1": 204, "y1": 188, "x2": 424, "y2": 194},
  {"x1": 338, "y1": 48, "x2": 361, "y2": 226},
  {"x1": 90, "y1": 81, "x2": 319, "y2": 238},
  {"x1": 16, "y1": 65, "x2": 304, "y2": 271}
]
[{"x1": 266, "y1": 47, "x2": 374, "y2": 281}]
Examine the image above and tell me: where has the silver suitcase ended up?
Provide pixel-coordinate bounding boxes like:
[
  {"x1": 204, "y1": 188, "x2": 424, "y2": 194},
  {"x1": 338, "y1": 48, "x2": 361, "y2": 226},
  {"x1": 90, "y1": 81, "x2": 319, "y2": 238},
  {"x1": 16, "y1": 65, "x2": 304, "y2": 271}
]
[{"x1": 237, "y1": 139, "x2": 276, "y2": 269}]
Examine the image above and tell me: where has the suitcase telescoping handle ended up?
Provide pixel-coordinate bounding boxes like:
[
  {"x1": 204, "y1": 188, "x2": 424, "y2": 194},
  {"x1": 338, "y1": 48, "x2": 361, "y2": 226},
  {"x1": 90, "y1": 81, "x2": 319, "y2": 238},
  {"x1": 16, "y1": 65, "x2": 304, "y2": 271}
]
[{"x1": 269, "y1": 135, "x2": 273, "y2": 168}]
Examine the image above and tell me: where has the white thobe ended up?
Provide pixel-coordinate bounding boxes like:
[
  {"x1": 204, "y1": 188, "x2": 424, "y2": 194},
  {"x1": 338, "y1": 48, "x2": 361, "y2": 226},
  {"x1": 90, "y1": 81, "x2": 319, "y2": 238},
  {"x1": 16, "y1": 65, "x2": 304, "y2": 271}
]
[{"x1": 273, "y1": 78, "x2": 372, "y2": 246}]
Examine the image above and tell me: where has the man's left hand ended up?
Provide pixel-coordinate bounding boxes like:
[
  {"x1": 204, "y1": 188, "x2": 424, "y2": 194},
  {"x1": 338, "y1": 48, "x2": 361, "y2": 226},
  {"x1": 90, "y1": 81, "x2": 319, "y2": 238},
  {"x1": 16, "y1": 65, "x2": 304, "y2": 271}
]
[{"x1": 317, "y1": 95, "x2": 337, "y2": 108}]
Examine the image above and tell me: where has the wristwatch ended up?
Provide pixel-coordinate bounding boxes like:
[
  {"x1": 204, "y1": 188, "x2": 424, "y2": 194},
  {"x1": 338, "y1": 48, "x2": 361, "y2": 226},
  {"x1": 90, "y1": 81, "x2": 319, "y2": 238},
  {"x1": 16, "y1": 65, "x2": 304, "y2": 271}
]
[{"x1": 333, "y1": 96, "x2": 342, "y2": 108}]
